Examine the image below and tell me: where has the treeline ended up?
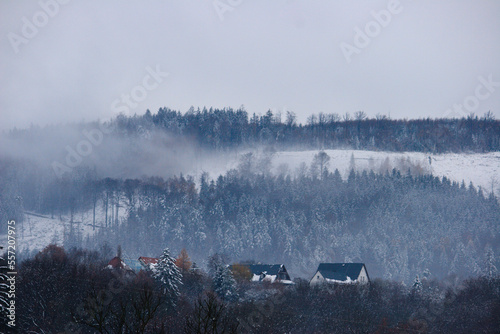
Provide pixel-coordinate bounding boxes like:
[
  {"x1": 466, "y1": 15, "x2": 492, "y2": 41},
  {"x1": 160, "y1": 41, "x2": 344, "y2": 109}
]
[
  {"x1": 102, "y1": 107, "x2": 500, "y2": 152},
  {"x1": 1, "y1": 245, "x2": 499, "y2": 333},
  {"x1": 8, "y1": 108, "x2": 498, "y2": 153}
]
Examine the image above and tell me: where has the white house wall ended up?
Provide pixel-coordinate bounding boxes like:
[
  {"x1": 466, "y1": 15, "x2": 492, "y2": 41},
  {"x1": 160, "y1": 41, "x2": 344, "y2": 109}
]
[
  {"x1": 309, "y1": 266, "x2": 370, "y2": 285},
  {"x1": 358, "y1": 266, "x2": 369, "y2": 284},
  {"x1": 310, "y1": 271, "x2": 324, "y2": 285}
]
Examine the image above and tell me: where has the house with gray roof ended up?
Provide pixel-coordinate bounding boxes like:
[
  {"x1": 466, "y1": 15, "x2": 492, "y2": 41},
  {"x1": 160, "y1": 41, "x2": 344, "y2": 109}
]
[
  {"x1": 230, "y1": 263, "x2": 293, "y2": 284},
  {"x1": 310, "y1": 263, "x2": 370, "y2": 285}
]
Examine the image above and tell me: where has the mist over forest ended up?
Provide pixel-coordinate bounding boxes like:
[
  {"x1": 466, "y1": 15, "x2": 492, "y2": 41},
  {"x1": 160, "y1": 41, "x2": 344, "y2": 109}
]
[{"x1": 1, "y1": 107, "x2": 499, "y2": 178}]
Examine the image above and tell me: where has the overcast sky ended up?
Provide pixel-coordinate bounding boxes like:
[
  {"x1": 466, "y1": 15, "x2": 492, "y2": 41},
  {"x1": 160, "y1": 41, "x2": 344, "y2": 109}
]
[{"x1": 1, "y1": 0, "x2": 499, "y2": 130}]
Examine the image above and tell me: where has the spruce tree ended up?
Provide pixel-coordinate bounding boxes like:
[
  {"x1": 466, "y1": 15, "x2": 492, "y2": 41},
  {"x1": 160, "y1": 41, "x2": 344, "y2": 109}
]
[
  {"x1": 484, "y1": 247, "x2": 498, "y2": 279},
  {"x1": 213, "y1": 265, "x2": 237, "y2": 302},
  {"x1": 153, "y1": 248, "x2": 182, "y2": 306},
  {"x1": 412, "y1": 275, "x2": 423, "y2": 295}
]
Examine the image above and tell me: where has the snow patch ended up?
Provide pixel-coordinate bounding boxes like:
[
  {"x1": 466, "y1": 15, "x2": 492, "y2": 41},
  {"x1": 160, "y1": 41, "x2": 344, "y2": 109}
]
[
  {"x1": 187, "y1": 149, "x2": 500, "y2": 196},
  {"x1": 325, "y1": 276, "x2": 354, "y2": 284}
]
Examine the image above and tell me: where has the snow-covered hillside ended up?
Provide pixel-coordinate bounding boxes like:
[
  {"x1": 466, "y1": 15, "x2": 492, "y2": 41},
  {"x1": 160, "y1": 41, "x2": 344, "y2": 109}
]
[
  {"x1": 0, "y1": 204, "x2": 127, "y2": 256},
  {"x1": 189, "y1": 149, "x2": 500, "y2": 195},
  {"x1": 0, "y1": 212, "x2": 72, "y2": 255}
]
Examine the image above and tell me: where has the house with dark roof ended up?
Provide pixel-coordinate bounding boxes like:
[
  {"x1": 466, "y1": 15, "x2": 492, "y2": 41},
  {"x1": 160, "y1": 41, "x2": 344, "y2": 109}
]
[
  {"x1": 230, "y1": 264, "x2": 293, "y2": 284},
  {"x1": 310, "y1": 263, "x2": 370, "y2": 285}
]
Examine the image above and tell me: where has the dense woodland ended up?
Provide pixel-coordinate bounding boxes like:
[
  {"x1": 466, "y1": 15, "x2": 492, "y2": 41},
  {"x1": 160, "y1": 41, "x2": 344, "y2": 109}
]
[
  {"x1": 1, "y1": 245, "x2": 499, "y2": 333},
  {"x1": 113, "y1": 108, "x2": 500, "y2": 152}
]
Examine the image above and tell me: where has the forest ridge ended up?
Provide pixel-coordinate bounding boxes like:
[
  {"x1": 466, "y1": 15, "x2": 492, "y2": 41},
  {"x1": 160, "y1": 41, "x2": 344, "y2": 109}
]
[{"x1": 6, "y1": 108, "x2": 500, "y2": 153}]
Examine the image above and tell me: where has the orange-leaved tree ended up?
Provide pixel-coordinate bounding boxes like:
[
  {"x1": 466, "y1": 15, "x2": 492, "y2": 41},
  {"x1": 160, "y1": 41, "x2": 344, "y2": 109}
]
[
  {"x1": 230, "y1": 264, "x2": 252, "y2": 282},
  {"x1": 175, "y1": 248, "x2": 192, "y2": 273}
]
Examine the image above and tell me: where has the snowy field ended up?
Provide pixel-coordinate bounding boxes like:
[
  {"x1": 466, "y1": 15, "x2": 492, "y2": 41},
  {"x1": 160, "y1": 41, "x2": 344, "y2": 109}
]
[
  {"x1": 1, "y1": 212, "x2": 73, "y2": 257},
  {"x1": 0, "y1": 204, "x2": 127, "y2": 255},
  {"x1": 189, "y1": 149, "x2": 500, "y2": 195}
]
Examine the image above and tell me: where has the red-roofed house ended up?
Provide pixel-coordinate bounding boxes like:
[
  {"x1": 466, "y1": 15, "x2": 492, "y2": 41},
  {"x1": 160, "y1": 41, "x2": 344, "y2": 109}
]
[
  {"x1": 138, "y1": 256, "x2": 158, "y2": 271},
  {"x1": 106, "y1": 256, "x2": 135, "y2": 277}
]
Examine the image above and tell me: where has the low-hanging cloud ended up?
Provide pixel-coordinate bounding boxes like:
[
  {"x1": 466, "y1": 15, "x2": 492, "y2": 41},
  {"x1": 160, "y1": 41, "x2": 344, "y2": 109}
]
[{"x1": 0, "y1": 122, "x2": 201, "y2": 181}]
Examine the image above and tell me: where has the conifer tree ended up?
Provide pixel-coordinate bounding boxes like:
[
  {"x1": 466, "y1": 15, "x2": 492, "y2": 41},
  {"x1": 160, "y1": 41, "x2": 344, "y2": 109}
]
[
  {"x1": 484, "y1": 247, "x2": 498, "y2": 279},
  {"x1": 412, "y1": 275, "x2": 423, "y2": 295},
  {"x1": 153, "y1": 248, "x2": 182, "y2": 306},
  {"x1": 213, "y1": 265, "x2": 237, "y2": 302}
]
